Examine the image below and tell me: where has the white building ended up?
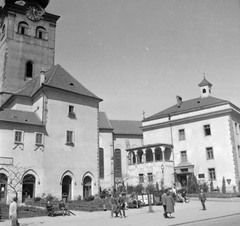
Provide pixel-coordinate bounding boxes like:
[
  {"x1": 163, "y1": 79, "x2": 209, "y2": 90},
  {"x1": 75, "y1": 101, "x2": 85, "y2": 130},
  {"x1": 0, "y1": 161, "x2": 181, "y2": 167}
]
[{"x1": 141, "y1": 77, "x2": 240, "y2": 192}]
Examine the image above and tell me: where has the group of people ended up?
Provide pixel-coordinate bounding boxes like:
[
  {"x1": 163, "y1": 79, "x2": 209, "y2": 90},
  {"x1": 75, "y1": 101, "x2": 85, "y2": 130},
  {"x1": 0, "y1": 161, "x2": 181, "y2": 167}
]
[
  {"x1": 46, "y1": 200, "x2": 70, "y2": 216},
  {"x1": 109, "y1": 193, "x2": 127, "y2": 218},
  {"x1": 161, "y1": 189, "x2": 175, "y2": 219},
  {"x1": 161, "y1": 187, "x2": 207, "y2": 219}
]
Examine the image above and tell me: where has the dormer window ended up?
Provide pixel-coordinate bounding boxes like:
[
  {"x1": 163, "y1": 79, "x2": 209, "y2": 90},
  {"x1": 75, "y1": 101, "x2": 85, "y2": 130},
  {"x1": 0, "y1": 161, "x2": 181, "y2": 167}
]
[
  {"x1": 25, "y1": 61, "x2": 33, "y2": 80},
  {"x1": 36, "y1": 26, "x2": 47, "y2": 40},
  {"x1": 18, "y1": 22, "x2": 30, "y2": 35},
  {"x1": 68, "y1": 105, "x2": 76, "y2": 118}
]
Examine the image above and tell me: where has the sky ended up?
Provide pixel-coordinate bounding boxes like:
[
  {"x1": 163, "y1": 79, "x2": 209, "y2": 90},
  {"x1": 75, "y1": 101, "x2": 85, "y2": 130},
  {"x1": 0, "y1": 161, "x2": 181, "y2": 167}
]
[{"x1": 2, "y1": 0, "x2": 240, "y2": 120}]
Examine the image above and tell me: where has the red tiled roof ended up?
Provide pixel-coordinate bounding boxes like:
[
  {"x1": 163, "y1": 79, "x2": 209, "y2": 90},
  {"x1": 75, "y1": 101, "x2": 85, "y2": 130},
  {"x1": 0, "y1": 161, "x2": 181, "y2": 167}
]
[
  {"x1": 0, "y1": 109, "x2": 43, "y2": 125},
  {"x1": 144, "y1": 96, "x2": 229, "y2": 121}
]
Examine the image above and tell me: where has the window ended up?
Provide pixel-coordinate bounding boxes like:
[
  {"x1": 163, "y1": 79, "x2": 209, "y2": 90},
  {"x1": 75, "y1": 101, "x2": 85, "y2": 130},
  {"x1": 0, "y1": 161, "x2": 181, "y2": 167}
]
[
  {"x1": 198, "y1": 174, "x2": 205, "y2": 178},
  {"x1": 99, "y1": 148, "x2": 104, "y2": 179},
  {"x1": 148, "y1": 173, "x2": 153, "y2": 182},
  {"x1": 179, "y1": 129, "x2": 185, "y2": 140},
  {"x1": 35, "y1": 133, "x2": 44, "y2": 145},
  {"x1": 208, "y1": 168, "x2": 216, "y2": 180},
  {"x1": 35, "y1": 26, "x2": 47, "y2": 39},
  {"x1": 114, "y1": 149, "x2": 122, "y2": 178},
  {"x1": 68, "y1": 105, "x2": 76, "y2": 118},
  {"x1": 66, "y1": 131, "x2": 74, "y2": 145},
  {"x1": 181, "y1": 151, "x2": 187, "y2": 162},
  {"x1": 139, "y1": 174, "x2": 144, "y2": 183},
  {"x1": 235, "y1": 123, "x2": 238, "y2": 135},
  {"x1": 14, "y1": 130, "x2": 24, "y2": 143},
  {"x1": 18, "y1": 22, "x2": 29, "y2": 35},
  {"x1": 238, "y1": 146, "x2": 240, "y2": 158},
  {"x1": 206, "y1": 147, "x2": 214, "y2": 160},
  {"x1": 25, "y1": 61, "x2": 33, "y2": 80},
  {"x1": 204, "y1": 125, "x2": 211, "y2": 136}
]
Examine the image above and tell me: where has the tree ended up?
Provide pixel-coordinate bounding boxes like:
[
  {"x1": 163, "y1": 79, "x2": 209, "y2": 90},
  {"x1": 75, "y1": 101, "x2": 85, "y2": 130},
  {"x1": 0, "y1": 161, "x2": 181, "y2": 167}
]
[
  {"x1": 187, "y1": 174, "x2": 198, "y2": 193},
  {"x1": 222, "y1": 177, "x2": 226, "y2": 193},
  {"x1": 0, "y1": 163, "x2": 33, "y2": 199}
]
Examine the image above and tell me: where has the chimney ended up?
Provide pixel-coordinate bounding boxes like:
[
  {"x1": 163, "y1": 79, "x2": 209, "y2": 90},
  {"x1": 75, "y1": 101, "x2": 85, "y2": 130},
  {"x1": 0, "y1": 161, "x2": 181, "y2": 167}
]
[
  {"x1": 176, "y1": 95, "x2": 182, "y2": 107},
  {"x1": 40, "y1": 71, "x2": 45, "y2": 86}
]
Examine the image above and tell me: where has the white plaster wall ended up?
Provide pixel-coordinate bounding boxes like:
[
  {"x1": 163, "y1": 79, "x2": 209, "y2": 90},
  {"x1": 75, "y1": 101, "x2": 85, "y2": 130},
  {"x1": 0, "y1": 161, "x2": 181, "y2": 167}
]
[{"x1": 99, "y1": 132, "x2": 113, "y2": 189}]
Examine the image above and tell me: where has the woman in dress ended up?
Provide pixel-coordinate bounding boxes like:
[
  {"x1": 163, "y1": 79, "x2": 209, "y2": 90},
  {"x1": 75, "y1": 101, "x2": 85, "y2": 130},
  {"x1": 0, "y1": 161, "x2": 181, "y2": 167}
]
[{"x1": 166, "y1": 190, "x2": 175, "y2": 218}]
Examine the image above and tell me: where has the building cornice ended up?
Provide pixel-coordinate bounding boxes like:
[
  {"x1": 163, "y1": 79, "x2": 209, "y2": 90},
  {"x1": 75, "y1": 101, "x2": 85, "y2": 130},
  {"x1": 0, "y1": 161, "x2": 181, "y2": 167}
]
[{"x1": 141, "y1": 108, "x2": 234, "y2": 132}]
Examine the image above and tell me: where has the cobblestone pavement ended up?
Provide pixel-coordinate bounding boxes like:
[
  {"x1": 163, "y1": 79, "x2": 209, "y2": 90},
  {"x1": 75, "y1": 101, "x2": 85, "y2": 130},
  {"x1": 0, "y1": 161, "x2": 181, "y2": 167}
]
[{"x1": 1, "y1": 198, "x2": 240, "y2": 226}]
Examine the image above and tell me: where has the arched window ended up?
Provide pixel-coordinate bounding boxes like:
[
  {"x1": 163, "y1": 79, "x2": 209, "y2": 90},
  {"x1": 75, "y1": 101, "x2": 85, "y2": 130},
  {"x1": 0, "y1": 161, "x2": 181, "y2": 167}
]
[
  {"x1": 18, "y1": 22, "x2": 29, "y2": 35},
  {"x1": 146, "y1": 148, "x2": 153, "y2": 162},
  {"x1": 137, "y1": 149, "x2": 143, "y2": 163},
  {"x1": 35, "y1": 26, "x2": 46, "y2": 39},
  {"x1": 129, "y1": 151, "x2": 136, "y2": 164},
  {"x1": 114, "y1": 149, "x2": 122, "y2": 178},
  {"x1": 25, "y1": 61, "x2": 33, "y2": 80},
  {"x1": 202, "y1": 88, "x2": 206, "y2": 93},
  {"x1": 155, "y1": 147, "x2": 162, "y2": 161},
  {"x1": 99, "y1": 148, "x2": 104, "y2": 179}
]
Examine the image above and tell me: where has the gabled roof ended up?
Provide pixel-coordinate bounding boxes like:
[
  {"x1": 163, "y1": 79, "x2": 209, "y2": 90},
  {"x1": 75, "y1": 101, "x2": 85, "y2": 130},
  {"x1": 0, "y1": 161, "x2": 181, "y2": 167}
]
[
  {"x1": 99, "y1": 112, "x2": 113, "y2": 130},
  {"x1": 109, "y1": 120, "x2": 143, "y2": 135},
  {"x1": 15, "y1": 64, "x2": 102, "y2": 101},
  {"x1": 144, "y1": 96, "x2": 229, "y2": 121},
  {"x1": 0, "y1": 109, "x2": 43, "y2": 126}
]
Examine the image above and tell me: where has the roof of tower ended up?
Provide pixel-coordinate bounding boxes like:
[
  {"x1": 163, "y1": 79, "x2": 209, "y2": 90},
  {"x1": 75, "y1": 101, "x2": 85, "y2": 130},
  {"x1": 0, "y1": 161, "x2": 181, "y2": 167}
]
[
  {"x1": 14, "y1": 64, "x2": 103, "y2": 101},
  {"x1": 5, "y1": 0, "x2": 50, "y2": 8},
  {"x1": 198, "y1": 76, "x2": 213, "y2": 87},
  {"x1": 143, "y1": 96, "x2": 229, "y2": 122}
]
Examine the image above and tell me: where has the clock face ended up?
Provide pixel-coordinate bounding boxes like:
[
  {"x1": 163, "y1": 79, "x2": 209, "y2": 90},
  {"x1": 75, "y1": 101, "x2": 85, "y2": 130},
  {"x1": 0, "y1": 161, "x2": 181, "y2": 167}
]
[{"x1": 26, "y1": 4, "x2": 45, "y2": 21}]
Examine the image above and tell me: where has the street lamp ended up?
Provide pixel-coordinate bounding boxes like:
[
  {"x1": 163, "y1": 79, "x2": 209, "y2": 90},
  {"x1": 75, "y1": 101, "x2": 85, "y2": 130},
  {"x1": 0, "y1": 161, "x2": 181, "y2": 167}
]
[{"x1": 161, "y1": 164, "x2": 165, "y2": 189}]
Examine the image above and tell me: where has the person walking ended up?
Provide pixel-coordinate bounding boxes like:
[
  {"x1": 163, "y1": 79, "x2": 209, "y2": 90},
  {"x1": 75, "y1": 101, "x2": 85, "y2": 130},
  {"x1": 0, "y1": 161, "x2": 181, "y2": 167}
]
[
  {"x1": 9, "y1": 197, "x2": 18, "y2": 226},
  {"x1": 161, "y1": 189, "x2": 168, "y2": 218},
  {"x1": 199, "y1": 189, "x2": 207, "y2": 210},
  {"x1": 110, "y1": 194, "x2": 117, "y2": 218},
  {"x1": 119, "y1": 193, "x2": 127, "y2": 218},
  {"x1": 166, "y1": 191, "x2": 175, "y2": 218}
]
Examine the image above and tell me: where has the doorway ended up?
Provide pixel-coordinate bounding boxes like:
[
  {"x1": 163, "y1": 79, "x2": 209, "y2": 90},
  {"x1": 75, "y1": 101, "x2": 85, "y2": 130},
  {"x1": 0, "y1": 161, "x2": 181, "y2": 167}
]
[
  {"x1": 62, "y1": 175, "x2": 72, "y2": 201},
  {"x1": 22, "y1": 174, "x2": 35, "y2": 202},
  {"x1": 83, "y1": 176, "x2": 92, "y2": 198},
  {"x1": 0, "y1": 173, "x2": 7, "y2": 203}
]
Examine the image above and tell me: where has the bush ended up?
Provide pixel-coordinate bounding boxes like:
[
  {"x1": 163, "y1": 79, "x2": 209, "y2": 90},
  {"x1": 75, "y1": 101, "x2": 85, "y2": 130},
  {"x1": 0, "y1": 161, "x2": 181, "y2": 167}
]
[
  {"x1": 134, "y1": 184, "x2": 144, "y2": 195},
  {"x1": 222, "y1": 177, "x2": 226, "y2": 193},
  {"x1": 210, "y1": 180, "x2": 214, "y2": 192},
  {"x1": 85, "y1": 195, "x2": 95, "y2": 202},
  {"x1": 34, "y1": 197, "x2": 41, "y2": 202}
]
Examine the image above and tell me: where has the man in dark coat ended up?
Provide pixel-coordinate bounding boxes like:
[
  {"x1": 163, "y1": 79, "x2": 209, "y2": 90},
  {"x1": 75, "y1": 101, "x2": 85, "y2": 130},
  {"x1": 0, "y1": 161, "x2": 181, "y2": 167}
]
[
  {"x1": 161, "y1": 189, "x2": 168, "y2": 218},
  {"x1": 199, "y1": 189, "x2": 207, "y2": 210}
]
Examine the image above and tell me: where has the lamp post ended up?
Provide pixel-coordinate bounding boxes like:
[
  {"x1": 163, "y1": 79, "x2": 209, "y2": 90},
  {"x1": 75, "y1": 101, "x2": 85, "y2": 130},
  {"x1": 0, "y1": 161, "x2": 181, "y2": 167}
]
[{"x1": 161, "y1": 164, "x2": 165, "y2": 190}]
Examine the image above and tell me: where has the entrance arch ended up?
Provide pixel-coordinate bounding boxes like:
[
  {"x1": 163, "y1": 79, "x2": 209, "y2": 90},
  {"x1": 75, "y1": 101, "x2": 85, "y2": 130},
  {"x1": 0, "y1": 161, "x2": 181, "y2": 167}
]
[
  {"x1": 62, "y1": 175, "x2": 72, "y2": 201},
  {"x1": 83, "y1": 176, "x2": 92, "y2": 198},
  {"x1": 0, "y1": 173, "x2": 7, "y2": 203},
  {"x1": 22, "y1": 174, "x2": 35, "y2": 202}
]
